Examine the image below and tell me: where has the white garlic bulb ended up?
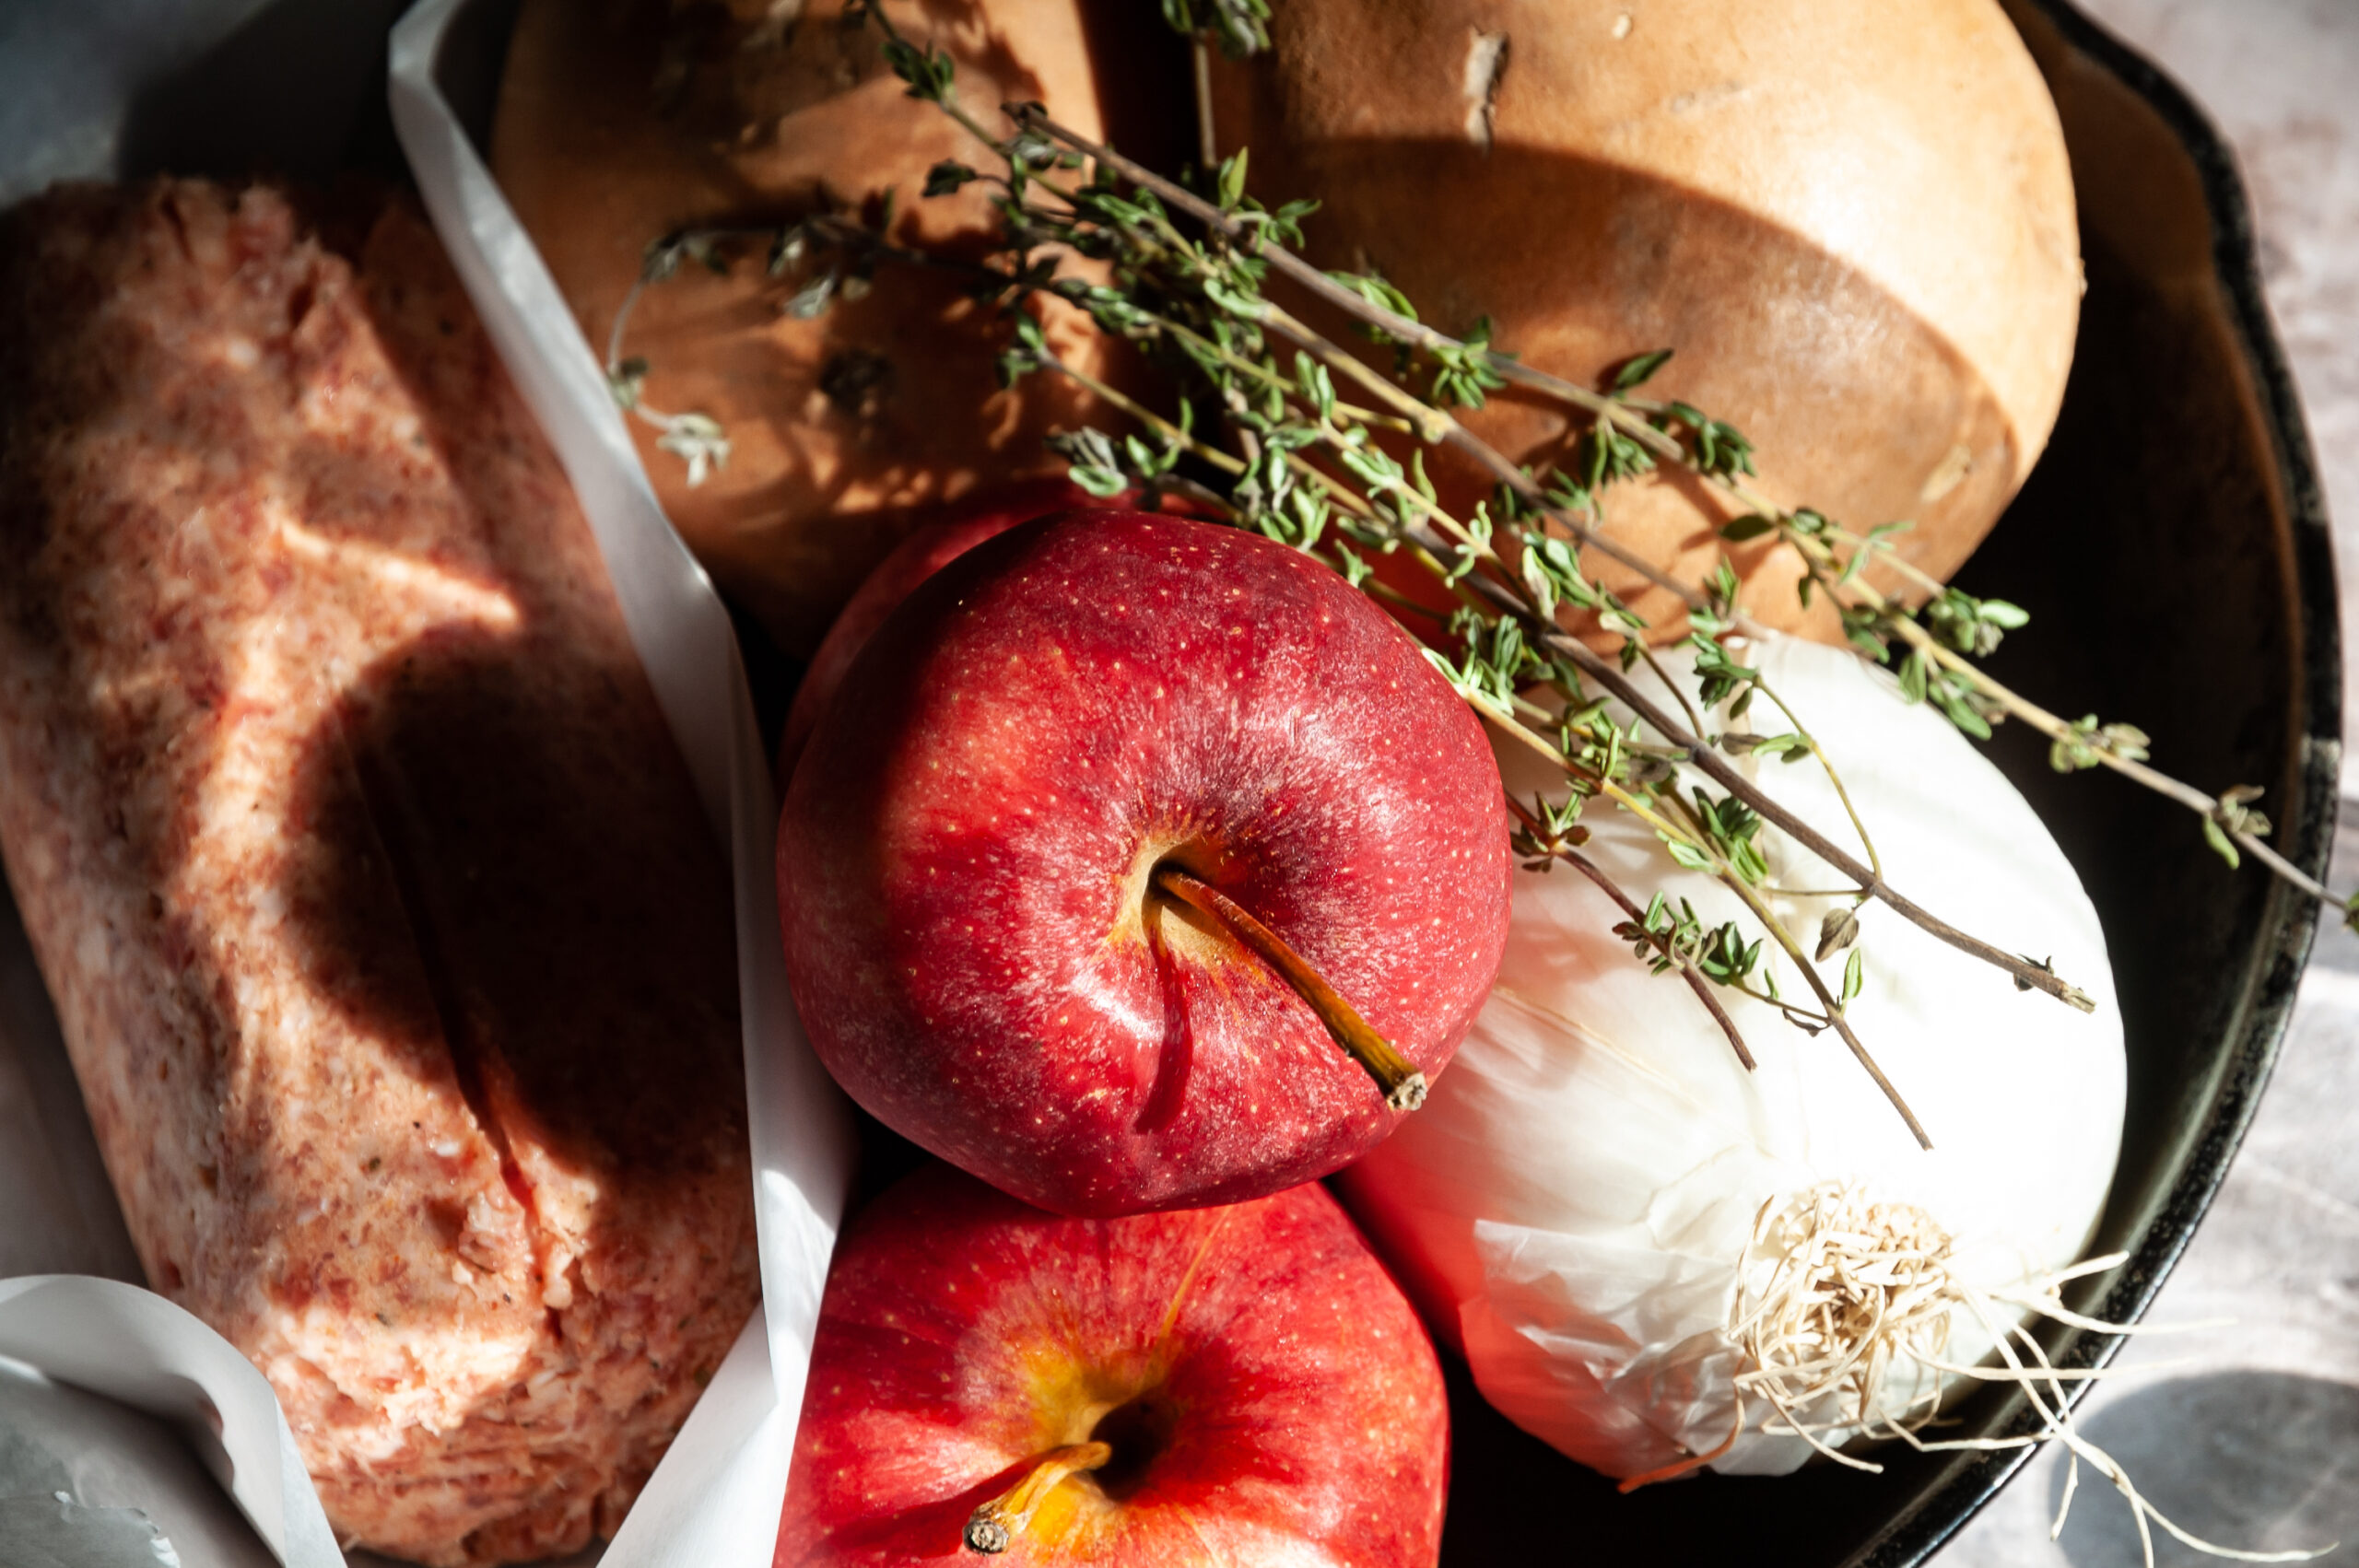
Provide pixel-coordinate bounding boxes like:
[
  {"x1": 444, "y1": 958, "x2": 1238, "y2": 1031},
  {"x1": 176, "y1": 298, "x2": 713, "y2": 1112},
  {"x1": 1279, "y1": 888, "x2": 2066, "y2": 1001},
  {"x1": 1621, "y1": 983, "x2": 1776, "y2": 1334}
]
[{"x1": 1340, "y1": 633, "x2": 2124, "y2": 1478}]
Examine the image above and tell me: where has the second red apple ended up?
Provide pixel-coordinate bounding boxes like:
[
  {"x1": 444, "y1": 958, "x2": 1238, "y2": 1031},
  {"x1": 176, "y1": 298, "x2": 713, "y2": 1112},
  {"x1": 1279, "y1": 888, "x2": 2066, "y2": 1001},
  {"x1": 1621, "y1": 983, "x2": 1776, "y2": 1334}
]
[{"x1": 776, "y1": 1163, "x2": 1449, "y2": 1566}]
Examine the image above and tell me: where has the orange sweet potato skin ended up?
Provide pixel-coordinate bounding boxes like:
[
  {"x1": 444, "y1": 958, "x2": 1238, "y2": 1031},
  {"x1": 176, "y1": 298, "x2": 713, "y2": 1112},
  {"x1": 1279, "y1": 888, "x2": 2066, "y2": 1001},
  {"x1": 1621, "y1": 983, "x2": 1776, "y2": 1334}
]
[
  {"x1": 0, "y1": 181, "x2": 755, "y2": 1566},
  {"x1": 491, "y1": 0, "x2": 1190, "y2": 657},
  {"x1": 1212, "y1": 0, "x2": 2080, "y2": 641}
]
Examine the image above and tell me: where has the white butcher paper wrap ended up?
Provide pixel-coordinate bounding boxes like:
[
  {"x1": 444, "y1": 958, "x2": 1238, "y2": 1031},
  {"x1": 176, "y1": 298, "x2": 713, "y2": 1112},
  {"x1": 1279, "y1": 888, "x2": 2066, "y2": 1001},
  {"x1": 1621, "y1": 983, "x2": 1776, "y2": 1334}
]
[
  {"x1": 0, "y1": 1, "x2": 859, "y2": 1563},
  {"x1": 0, "y1": 1279, "x2": 339, "y2": 1568},
  {"x1": 1338, "y1": 634, "x2": 2126, "y2": 1480}
]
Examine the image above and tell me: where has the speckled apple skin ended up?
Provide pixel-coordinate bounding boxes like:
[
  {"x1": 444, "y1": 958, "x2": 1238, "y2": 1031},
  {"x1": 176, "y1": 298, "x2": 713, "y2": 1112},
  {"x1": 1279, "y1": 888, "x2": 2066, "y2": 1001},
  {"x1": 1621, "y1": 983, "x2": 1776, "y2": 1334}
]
[
  {"x1": 777, "y1": 511, "x2": 1512, "y2": 1215},
  {"x1": 776, "y1": 1164, "x2": 1449, "y2": 1567},
  {"x1": 776, "y1": 479, "x2": 1116, "y2": 781}
]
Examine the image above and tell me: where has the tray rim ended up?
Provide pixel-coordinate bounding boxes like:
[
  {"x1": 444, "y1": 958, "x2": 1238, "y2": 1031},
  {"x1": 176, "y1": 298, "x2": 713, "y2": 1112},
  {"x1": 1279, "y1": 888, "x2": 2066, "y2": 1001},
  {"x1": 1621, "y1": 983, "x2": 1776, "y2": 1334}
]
[{"x1": 1849, "y1": 1, "x2": 2343, "y2": 1562}]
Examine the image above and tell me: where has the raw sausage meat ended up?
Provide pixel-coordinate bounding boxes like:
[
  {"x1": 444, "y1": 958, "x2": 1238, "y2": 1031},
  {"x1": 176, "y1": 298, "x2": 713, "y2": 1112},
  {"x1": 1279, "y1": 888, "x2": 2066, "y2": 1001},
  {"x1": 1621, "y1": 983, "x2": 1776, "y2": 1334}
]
[{"x1": 0, "y1": 181, "x2": 756, "y2": 1566}]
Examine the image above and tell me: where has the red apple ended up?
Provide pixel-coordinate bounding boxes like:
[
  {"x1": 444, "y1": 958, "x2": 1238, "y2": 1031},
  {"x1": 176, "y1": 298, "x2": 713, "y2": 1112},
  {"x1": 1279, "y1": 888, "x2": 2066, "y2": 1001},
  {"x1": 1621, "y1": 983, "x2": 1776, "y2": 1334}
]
[
  {"x1": 777, "y1": 479, "x2": 1120, "y2": 784},
  {"x1": 775, "y1": 1162, "x2": 1449, "y2": 1567},
  {"x1": 777, "y1": 510, "x2": 1512, "y2": 1215}
]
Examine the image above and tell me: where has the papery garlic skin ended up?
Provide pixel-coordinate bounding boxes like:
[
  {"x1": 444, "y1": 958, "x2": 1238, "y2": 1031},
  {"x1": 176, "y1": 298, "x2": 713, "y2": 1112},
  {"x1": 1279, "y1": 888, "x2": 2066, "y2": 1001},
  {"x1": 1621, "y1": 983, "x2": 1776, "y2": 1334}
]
[{"x1": 1337, "y1": 634, "x2": 2125, "y2": 1479}]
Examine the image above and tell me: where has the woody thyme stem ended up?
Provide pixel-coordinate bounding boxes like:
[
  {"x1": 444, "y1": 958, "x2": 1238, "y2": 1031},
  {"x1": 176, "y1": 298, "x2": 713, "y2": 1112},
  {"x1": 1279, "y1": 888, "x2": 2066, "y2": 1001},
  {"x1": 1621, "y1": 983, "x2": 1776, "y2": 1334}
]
[
  {"x1": 1504, "y1": 795, "x2": 1757, "y2": 1071},
  {"x1": 1006, "y1": 101, "x2": 2330, "y2": 932}
]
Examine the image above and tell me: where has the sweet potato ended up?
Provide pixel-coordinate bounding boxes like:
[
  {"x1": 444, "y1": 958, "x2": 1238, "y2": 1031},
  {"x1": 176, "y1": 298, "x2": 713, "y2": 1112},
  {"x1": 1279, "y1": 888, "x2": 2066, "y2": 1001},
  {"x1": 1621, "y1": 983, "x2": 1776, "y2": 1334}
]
[{"x1": 1210, "y1": 0, "x2": 2079, "y2": 639}]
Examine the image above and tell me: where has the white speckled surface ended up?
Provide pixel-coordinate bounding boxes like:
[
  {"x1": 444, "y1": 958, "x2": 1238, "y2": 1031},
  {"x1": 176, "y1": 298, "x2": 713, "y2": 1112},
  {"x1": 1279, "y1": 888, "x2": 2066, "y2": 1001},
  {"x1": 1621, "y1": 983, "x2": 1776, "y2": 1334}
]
[{"x1": 1942, "y1": 3, "x2": 2359, "y2": 1562}]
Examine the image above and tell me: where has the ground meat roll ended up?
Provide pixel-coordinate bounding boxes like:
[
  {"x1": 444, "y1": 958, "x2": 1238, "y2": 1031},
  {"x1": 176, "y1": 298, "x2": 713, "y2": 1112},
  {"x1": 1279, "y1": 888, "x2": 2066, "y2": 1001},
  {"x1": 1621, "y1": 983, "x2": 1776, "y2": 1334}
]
[{"x1": 0, "y1": 181, "x2": 757, "y2": 1566}]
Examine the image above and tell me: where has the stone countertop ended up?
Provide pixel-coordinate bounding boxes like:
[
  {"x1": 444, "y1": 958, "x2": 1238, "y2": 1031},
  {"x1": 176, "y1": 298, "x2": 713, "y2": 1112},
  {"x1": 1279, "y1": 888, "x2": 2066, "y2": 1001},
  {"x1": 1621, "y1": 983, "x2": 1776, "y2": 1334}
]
[{"x1": 1943, "y1": 2, "x2": 2359, "y2": 1562}]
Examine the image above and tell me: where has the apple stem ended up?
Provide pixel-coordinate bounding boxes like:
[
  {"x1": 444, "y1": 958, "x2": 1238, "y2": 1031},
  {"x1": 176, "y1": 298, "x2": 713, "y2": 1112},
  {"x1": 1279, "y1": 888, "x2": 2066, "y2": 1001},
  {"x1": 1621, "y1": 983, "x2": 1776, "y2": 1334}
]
[
  {"x1": 1151, "y1": 865, "x2": 1428, "y2": 1112},
  {"x1": 964, "y1": 1441, "x2": 1114, "y2": 1554}
]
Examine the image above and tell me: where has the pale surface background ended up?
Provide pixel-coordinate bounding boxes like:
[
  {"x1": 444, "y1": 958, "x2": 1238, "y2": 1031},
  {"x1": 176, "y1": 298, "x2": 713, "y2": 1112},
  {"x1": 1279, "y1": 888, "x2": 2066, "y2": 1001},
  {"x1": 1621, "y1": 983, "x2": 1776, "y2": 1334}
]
[{"x1": 1943, "y1": 2, "x2": 2359, "y2": 1563}]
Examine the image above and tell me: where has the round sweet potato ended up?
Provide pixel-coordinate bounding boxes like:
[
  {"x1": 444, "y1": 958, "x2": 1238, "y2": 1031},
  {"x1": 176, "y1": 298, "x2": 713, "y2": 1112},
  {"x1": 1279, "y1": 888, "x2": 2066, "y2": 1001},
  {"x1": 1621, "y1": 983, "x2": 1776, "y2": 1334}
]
[
  {"x1": 1208, "y1": 0, "x2": 2079, "y2": 640},
  {"x1": 491, "y1": 0, "x2": 1187, "y2": 655}
]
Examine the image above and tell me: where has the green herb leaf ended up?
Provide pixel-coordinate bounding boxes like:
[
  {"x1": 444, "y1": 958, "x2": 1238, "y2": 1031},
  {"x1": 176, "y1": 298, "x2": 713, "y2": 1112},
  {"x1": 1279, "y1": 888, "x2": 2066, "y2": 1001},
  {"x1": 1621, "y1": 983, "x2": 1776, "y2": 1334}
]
[
  {"x1": 1217, "y1": 149, "x2": 1250, "y2": 209},
  {"x1": 1816, "y1": 906, "x2": 1860, "y2": 961},
  {"x1": 606, "y1": 357, "x2": 649, "y2": 412},
  {"x1": 2202, "y1": 814, "x2": 2241, "y2": 869},
  {"x1": 1896, "y1": 649, "x2": 1929, "y2": 705},
  {"x1": 655, "y1": 413, "x2": 732, "y2": 486},
  {"x1": 924, "y1": 160, "x2": 980, "y2": 197},
  {"x1": 1613, "y1": 348, "x2": 1673, "y2": 392},
  {"x1": 1663, "y1": 837, "x2": 1714, "y2": 872}
]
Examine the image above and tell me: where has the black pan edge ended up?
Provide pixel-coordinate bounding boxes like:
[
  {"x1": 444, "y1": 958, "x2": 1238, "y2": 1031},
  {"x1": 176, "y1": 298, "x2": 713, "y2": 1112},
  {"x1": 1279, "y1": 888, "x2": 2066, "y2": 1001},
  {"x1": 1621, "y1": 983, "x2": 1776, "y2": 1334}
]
[{"x1": 1851, "y1": 3, "x2": 2342, "y2": 1562}]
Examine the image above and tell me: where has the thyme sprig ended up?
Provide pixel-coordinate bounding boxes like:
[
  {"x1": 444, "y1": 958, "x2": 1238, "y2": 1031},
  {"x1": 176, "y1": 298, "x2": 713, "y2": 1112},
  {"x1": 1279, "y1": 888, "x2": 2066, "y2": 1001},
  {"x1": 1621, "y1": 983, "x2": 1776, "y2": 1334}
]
[
  {"x1": 1505, "y1": 794, "x2": 1757, "y2": 1071},
  {"x1": 602, "y1": 1, "x2": 2058, "y2": 1143},
  {"x1": 1159, "y1": 0, "x2": 1270, "y2": 58},
  {"x1": 917, "y1": 99, "x2": 2095, "y2": 1030},
  {"x1": 977, "y1": 91, "x2": 2346, "y2": 932},
  {"x1": 608, "y1": 4, "x2": 2329, "y2": 1144}
]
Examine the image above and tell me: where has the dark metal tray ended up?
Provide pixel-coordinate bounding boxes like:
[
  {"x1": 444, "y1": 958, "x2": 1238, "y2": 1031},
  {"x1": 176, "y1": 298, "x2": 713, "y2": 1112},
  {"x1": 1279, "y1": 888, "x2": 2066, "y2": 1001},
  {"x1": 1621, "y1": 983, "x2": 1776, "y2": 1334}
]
[{"x1": 1434, "y1": 0, "x2": 2341, "y2": 1560}]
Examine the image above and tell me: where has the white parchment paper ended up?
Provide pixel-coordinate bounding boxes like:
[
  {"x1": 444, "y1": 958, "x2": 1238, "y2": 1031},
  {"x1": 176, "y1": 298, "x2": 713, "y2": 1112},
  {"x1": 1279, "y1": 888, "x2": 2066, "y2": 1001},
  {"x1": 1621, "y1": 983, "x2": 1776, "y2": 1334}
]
[
  {"x1": 0, "y1": 1281, "x2": 341, "y2": 1568},
  {"x1": 0, "y1": 1346, "x2": 273, "y2": 1568},
  {"x1": 0, "y1": 1, "x2": 859, "y2": 1562},
  {"x1": 386, "y1": 2, "x2": 859, "y2": 1561}
]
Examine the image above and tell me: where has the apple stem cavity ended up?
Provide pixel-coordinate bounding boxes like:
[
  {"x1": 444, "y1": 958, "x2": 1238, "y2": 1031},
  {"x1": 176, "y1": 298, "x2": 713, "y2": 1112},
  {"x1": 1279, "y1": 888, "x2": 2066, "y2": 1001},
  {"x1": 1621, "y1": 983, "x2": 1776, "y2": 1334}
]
[
  {"x1": 1151, "y1": 864, "x2": 1429, "y2": 1112},
  {"x1": 963, "y1": 1441, "x2": 1115, "y2": 1555}
]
